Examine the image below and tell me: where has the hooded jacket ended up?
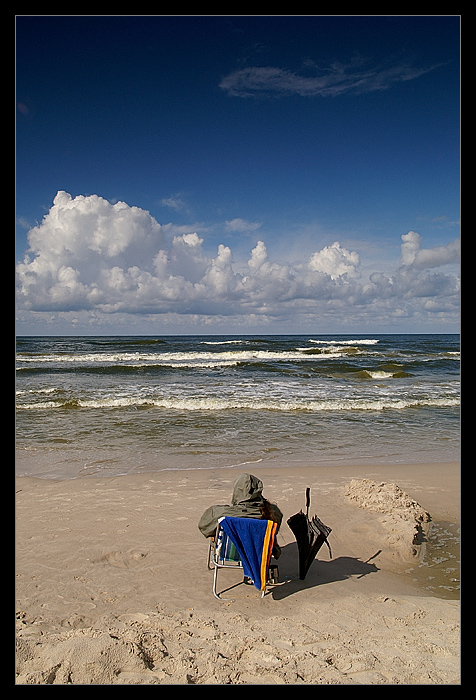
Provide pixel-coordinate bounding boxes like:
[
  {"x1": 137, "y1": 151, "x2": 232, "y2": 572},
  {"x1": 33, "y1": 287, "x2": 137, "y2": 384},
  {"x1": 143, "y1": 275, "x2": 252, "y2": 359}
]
[{"x1": 198, "y1": 473, "x2": 283, "y2": 541}]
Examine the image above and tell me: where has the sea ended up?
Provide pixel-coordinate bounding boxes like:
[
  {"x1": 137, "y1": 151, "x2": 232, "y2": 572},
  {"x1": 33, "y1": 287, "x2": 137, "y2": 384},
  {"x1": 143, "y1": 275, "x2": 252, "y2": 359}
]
[{"x1": 16, "y1": 334, "x2": 460, "y2": 481}]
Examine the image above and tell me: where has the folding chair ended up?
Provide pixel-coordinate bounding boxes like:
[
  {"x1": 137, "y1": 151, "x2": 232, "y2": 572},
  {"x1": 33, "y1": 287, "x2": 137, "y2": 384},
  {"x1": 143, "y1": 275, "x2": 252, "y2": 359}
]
[{"x1": 208, "y1": 516, "x2": 278, "y2": 600}]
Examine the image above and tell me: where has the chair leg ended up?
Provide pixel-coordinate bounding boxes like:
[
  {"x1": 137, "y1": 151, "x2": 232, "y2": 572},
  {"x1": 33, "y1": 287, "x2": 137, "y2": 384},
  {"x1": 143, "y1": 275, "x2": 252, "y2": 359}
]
[
  {"x1": 213, "y1": 565, "x2": 221, "y2": 599},
  {"x1": 213, "y1": 565, "x2": 236, "y2": 601},
  {"x1": 207, "y1": 537, "x2": 216, "y2": 570}
]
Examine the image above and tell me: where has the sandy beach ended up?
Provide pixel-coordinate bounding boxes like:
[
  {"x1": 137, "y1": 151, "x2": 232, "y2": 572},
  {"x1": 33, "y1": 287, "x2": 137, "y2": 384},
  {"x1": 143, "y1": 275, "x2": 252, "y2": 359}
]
[{"x1": 15, "y1": 460, "x2": 460, "y2": 685}]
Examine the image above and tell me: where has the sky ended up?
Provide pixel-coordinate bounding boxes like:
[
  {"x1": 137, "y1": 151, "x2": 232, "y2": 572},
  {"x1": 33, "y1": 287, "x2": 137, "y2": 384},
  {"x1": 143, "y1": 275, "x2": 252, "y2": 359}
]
[{"x1": 15, "y1": 15, "x2": 460, "y2": 336}]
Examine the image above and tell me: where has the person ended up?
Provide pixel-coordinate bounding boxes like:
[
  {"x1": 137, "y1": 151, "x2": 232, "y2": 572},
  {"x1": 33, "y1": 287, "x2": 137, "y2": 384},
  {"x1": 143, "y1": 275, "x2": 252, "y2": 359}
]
[{"x1": 198, "y1": 473, "x2": 283, "y2": 558}]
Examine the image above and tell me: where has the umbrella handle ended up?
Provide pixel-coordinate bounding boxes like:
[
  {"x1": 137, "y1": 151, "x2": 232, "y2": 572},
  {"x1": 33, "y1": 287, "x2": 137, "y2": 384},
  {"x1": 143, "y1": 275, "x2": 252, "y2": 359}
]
[{"x1": 306, "y1": 487, "x2": 310, "y2": 517}]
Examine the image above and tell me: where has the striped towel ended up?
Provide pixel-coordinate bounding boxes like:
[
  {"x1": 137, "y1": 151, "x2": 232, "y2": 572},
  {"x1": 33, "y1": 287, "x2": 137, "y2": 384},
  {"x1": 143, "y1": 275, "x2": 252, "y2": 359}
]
[
  {"x1": 219, "y1": 517, "x2": 277, "y2": 591},
  {"x1": 218, "y1": 531, "x2": 241, "y2": 562}
]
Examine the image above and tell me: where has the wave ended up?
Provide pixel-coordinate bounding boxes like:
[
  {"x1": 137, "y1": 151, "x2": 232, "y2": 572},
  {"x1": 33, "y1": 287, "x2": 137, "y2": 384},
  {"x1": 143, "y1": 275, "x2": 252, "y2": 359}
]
[
  {"x1": 309, "y1": 338, "x2": 379, "y2": 345},
  {"x1": 15, "y1": 347, "x2": 375, "y2": 368},
  {"x1": 88, "y1": 337, "x2": 167, "y2": 346},
  {"x1": 297, "y1": 346, "x2": 360, "y2": 355},
  {"x1": 16, "y1": 387, "x2": 56, "y2": 396},
  {"x1": 16, "y1": 337, "x2": 460, "y2": 374},
  {"x1": 357, "y1": 370, "x2": 413, "y2": 379},
  {"x1": 201, "y1": 340, "x2": 248, "y2": 345},
  {"x1": 17, "y1": 394, "x2": 460, "y2": 412}
]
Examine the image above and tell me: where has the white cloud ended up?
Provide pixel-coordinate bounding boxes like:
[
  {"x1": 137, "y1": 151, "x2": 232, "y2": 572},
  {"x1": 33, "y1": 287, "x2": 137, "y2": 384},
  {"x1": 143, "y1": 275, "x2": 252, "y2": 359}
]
[
  {"x1": 309, "y1": 241, "x2": 360, "y2": 279},
  {"x1": 160, "y1": 195, "x2": 188, "y2": 212},
  {"x1": 16, "y1": 192, "x2": 460, "y2": 330},
  {"x1": 219, "y1": 60, "x2": 441, "y2": 99},
  {"x1": 400, "y1": 230, "x2": 460, "y2": 269},
  {"x1": 225, "y1": 218, "x2": 261, "y2": 233}
]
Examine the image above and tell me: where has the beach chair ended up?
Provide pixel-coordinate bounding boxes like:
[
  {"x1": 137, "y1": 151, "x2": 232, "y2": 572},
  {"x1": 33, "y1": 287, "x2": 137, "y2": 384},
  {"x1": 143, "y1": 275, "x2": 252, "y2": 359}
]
[{"x1": 208, "y1": 516, "x2": 278, "y2": 600}]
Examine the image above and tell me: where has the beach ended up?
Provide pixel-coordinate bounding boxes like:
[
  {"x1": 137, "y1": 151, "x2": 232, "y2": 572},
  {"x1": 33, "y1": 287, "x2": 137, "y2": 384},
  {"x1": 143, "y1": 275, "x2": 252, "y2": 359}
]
[{"x1": 16, "y1": 459, "x2": 460, "y2": 685}]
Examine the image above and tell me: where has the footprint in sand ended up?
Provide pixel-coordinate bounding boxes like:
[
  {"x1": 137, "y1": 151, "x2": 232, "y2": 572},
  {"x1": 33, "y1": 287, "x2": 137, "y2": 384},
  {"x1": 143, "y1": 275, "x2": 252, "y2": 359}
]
[{"x1": 92, "y1": 550, "x2": 149, "y2": 569}]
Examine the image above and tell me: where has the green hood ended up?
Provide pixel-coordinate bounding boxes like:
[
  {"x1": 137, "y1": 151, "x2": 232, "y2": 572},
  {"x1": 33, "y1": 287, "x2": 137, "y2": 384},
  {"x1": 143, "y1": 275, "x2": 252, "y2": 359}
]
[
  {"x1": 198, "y1": 472, "x2": 282, "y2": 541},
  {"x1": 231, "y1": 473, "x2": 264, "y2": 505}
]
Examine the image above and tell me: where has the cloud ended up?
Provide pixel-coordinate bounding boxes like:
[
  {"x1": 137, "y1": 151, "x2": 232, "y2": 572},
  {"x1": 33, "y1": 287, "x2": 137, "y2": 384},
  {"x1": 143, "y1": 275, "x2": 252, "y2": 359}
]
[
  {"x1": 16, "y1": 192, "x2": 460, "y2": 328},
  {"x1": 219, "y1": 59, "x2": 441, "y2": 98},
  {"x1": 225, "y1": 218, "x2": 262, "y2": 233},
  {"x1": 309, "y1": 242, "x2": 360, "y2": 280},
  {"x1": 400, "y1": 231, "x2": 460, "y2": 269},
  {"x1": 160, "y1": 195, "x2": 188, "y2": 212}
]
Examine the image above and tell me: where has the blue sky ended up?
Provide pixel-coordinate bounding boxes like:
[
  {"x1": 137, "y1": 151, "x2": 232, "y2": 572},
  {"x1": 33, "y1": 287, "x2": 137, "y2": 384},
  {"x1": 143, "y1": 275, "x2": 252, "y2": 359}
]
[{"x1": 16, "y1": 15, "x2": 460, "y2": 335}]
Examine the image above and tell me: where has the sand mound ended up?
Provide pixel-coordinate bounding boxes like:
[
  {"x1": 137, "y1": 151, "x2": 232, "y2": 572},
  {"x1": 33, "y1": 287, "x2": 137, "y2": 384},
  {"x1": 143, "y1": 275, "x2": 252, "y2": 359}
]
[{"x1": 344, "y1": 479, "x2": 432, "y2": 562}]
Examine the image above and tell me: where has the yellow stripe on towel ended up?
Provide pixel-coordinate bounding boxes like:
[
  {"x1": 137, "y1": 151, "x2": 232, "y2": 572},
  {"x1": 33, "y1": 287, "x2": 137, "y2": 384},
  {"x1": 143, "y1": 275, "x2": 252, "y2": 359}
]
[{"x1": 260, "y1": 520, "x2": 277, "y2": 591}]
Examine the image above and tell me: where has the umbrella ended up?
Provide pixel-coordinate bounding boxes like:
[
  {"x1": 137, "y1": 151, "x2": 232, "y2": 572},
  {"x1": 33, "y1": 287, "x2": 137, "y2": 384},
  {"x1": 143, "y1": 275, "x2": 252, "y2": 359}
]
[{"x1": 287, "y1": 488, "x2": 332, "y2": 580}]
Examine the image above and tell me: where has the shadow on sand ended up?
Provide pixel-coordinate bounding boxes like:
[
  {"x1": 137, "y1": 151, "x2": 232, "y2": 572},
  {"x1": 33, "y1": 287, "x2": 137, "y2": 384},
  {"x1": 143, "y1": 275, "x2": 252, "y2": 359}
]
[{"x1": 270, "y1": 543, "x2": 381, "y2": 600}]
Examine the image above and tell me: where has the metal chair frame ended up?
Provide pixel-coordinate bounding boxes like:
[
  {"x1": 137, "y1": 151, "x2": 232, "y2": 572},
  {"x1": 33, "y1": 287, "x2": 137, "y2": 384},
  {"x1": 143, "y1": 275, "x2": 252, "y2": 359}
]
[{"x1": 208, "y1": 518, "x2": 272, "y2": 600}]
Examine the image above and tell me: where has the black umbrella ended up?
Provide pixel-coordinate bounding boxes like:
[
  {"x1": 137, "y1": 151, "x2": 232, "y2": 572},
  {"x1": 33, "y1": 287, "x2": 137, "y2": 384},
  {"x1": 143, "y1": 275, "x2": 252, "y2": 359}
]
[{"x1": 287, "y1": 487, "x2": 332, "y2": 580}]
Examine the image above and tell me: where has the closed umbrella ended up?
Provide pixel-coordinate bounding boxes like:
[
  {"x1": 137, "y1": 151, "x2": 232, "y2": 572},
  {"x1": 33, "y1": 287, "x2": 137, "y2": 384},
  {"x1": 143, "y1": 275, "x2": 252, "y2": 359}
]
[{"x1": 287, "y1": 488, "x2": 332, "y2": 580}]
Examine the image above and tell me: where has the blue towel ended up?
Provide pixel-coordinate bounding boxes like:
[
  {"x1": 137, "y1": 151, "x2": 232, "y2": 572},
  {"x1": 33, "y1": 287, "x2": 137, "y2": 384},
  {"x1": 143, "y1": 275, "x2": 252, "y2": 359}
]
[{"x1": 219, "y1": 517, "x2": 277, "y2": 591}]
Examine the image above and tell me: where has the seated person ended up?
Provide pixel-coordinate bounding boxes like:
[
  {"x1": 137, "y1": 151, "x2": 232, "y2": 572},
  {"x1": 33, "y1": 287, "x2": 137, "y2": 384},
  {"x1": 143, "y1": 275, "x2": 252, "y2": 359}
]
[{"x1": 198, "y1": 473, "x2": 283, "y2": 558}]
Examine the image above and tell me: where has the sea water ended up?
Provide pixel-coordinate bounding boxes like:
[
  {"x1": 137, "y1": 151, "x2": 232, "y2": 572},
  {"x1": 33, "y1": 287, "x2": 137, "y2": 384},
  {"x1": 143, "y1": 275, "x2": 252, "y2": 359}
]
[{"x1": 16, "y1": 334, "x2": 460, "y2": 480}]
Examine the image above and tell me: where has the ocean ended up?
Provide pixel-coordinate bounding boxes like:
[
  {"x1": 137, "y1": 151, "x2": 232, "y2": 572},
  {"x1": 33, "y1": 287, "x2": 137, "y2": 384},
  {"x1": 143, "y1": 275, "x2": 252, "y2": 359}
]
[{"x1": 16, "y1": 334, "x2": 460, "y2": 480}]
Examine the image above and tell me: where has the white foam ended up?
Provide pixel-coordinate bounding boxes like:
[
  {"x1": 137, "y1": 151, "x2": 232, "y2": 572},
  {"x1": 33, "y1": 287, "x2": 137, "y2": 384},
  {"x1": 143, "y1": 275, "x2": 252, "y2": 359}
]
[
  {"x1": 16, "y1": 387, "x2": 56, "y2": 395},
  {"x1": 366, "y1": 371, "x2": 395, "y2": 379},
  {"x1": 16, "y1": 348, "x2": 358, "y2": 368},
  {"x1": 200, "y1": 340, "x2": 247, "y2": 345},
  {"x1": 18, "y1": 394, "x2": 460, "y2": 412},
  {"x1": 308, "y1": 338, "x2": 379, "y2": 345}
]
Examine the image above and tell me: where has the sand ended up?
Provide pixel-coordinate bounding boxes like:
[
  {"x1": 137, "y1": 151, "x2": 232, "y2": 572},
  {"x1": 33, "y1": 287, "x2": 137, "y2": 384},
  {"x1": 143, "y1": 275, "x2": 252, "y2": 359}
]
[{"x1": 15, "y1": 460, "x2": 460, "y2": 685}]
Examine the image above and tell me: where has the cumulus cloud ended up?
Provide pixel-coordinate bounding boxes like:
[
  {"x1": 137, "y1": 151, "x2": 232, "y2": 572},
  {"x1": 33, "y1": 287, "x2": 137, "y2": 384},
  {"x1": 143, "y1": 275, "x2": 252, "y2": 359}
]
[
  {"x1": 309, "y1": 242, "x2": 360, "y2": 280},
  {"x1": 16, "y1": 192, "x2": 460, "y2": 329},
  {"x1": 219, "y1": 59, "x2": 441, "y2": 99},
  {"x1": 400, "y1": 230, "x2": 460, "y2": 269}
]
